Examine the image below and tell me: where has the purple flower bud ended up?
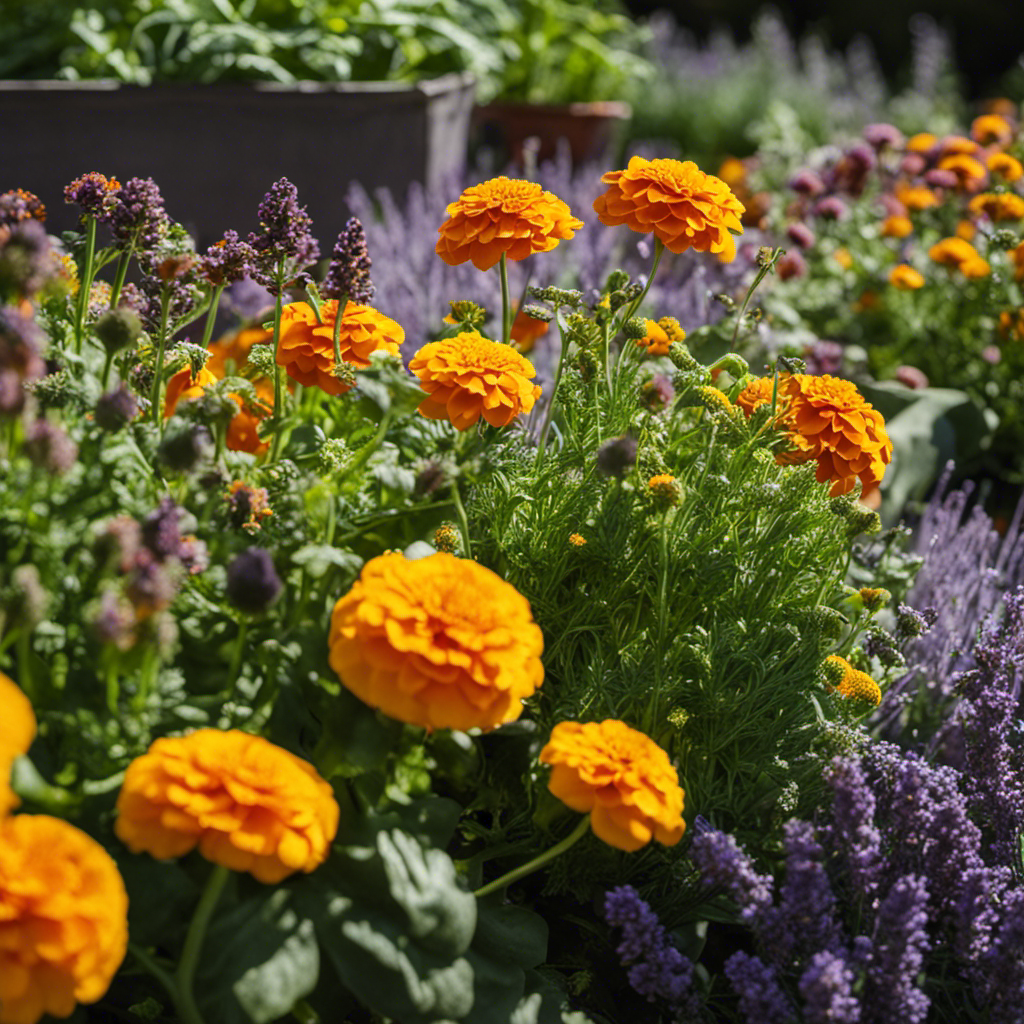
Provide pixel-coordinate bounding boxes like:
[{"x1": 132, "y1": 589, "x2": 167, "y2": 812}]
[
  {"x1": 895, "y1": 365, "x2": 929, "y2": 390},
  {"x1": 776, "y1": 251, "x2": 807, "y2": 280},
  {"x1": 900, "y1": 153, "x2": 927, "y2": 176},
  {"x1": 95, "y1": 387, "x2": 140, "y2": 432},
  {"x1": 812, "y1": 196, "x2": 849, "y2": 221},
  {"x1": 323, "y1": 217, "x2": 375, "y2": 305},
  {"x1": 596, "y1": 435, "x2": 638, "y2": 478},
  {"x1": 785, "y1": 222, "x2": 816, "y2": 248},
  {"x1": 108, "y1": 177, "x2": 169, "y2": 252},
  {"x1": 924, "y1": 168, "x2": 958, "y2": 189},
  {"x1": 864, "y1": 122, "x2": 905, "y2": 151},
  {"x1": 141, "y1": 499, "x2": 185, "y2": 561},
  {"x1": 248, "y1": 178, "x2": 320, "y2": 294},
  {"x1": 226, "y1": 548, "x2": 283, "y2": 613},
  {"x1": 24, "y1": 419, "x2": 77, "y2": 474},
  {"x1": 641, "y1": 374, "x2": 675, "y2": 413},
  {"x1": 846, "y1": 143, "x2": 877, "y2": 172},
  {"x1": 126, "y1": 550, "x2": 179, "y2": 615},
  {"x1": 199, "y1": 230, "x2": 255, "y2": 287},
  {"x1": 63, "y1": 172, "x2": 121, "y2": 222},
  {"x1": 881, "y1": 194, "x2": 908, "y2": 217},
  {"x1": 789, "y1": 169, "x2": 826, "y2": 196},
  {"x1": 0, "y1": 219, "x2": 53, "y2": 297}
]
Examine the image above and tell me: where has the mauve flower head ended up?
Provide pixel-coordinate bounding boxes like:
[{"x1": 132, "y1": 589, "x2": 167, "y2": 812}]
[
  {"x1": 0, "y1": 188, "x2": 46, "y2": 227},
  {"x1": 222, "y1": 276, "x2": 275, "y2": 323},
  {"x1": 881, "y1": 194, "x2": 908, "y2": 218},
  {"x1": 95, "y1": 387, "x2": 139, "y2": 432},
  {"x1": 0, "y1": 219, "x2": 52, "y2": 297},
  {"x1": 91, "y1": 588, "x2": 136, "y2": 649},
  {"x1": 95, "y1": 516, "x2": 142, "y2": 574},
  {"x1": 24, "y1": 419, "x2": 77, "y2": 474},
  {"x1": 596, "y1": 435, "x2": 638, "y2": 478},
  {"x1": 126, "y1": 550, "x2": 179, "y2": 614},
  {"x1": 248, "y1": 178, "x2": 320, "y2": 294},
  {"x1": 798, "y1": 951, "x2": 860, "y2": 1024},
  {"x1": 7, "y1": 564, "x2": 47, "y2": 629},
  {"x1": 864, "y1": 122, "x2": 905, "y2": 150},
  {"x1": 640, "y1": 374, "x2": 674, "y2": 413},
  {"x1": 109, "y1": 177, "x2": 170, "y2": 251},
  {"x1": 199, "y1": 230, "x2": 255, "y2": 287},
  {"x1": 895, "y1": 365, "x2": 929, "y2": 389},
  {"x1": 812, "y1": 196, "x2": 849, "y2": 220},
  {"x1": 226, "y1": 548, "x2": 283, "y2": 613},
  {"x1": 846, "y1": 143, "x2": 877, "y2": 172},
  {"x1": 724, "y1": 952, "x2": 791, "y2": 1024},
  {"x1": 785, "y1": 222, "x2": 816, "y2": 248},
  {"x1": 982, "y1": 345, "x2": 1002, "y2": 365},
  {"x1": 789, "y1": 168, "x2": 826, "y2": 196},
  {"x1": 158, "y1": 422, "x2": 213, "y2": 474},
  {"x1": 805, "y1": 339, "x2": 844, "y2": 376},
  {"x1": 63, "y1": 171, "x2": 121, "y2": 221},
  {"x1": 323, "y1": 217, "x2": 375, "y2": 305},
  {"x1": 775, "y1": 250, "x2": 807, "y2": 280},
  {"x1": 924, "y1": 168, "x2": 958, "y2": 189},
  {"x1": 900, "y1": 153, "x2": 927, "y2": 176}
]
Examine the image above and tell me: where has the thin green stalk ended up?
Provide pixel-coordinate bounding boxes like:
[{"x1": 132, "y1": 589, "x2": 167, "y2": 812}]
[
  {"x1": 601, "y1": 317, "x2": 613, "y2": 394},
  {"x1": 200, "y1": 284, "x2": 225, "y2": 349},
  {"x1": 731, "y1": 247, "x2": 783, "y2": 347},
  {"x1": 129, "y1": 942, "x2": 180, "y2": 1003},
  {"x1": 450, "y1": 479, "x2": 472, "y2": 559},
  {"x1": 176, "y1": 864, "x2": 230, "y2": 1024},
  {"x1": 536, "y1": 312, "x2": 570, "y2": 460},
  {"x1": 100, "y1": 350, "x2": 115, "y2": 391},
  {"x1": 645, "y1": 513, "x2": 671, "y2": 734},
  {"x1": 268, "y1": 281, "x2": 286, "y2": 462},
  {"x1": 108, "y1": 243, "x2": 134, "y2": 310},
  {"x1": 149, "y1": 292, "x2": 172, "y2": 426},
  {"x1": 331, "y1": 291, "x2": 349, "y2": 365},
  {"x1": 621, "y1": 238, "x2": 664, "y2": 324},
  {"x1": 73, "y1": 217, "x2": 98, "y2": 354},
  {"x1": 499, "y1": 253, "x2": 512, "y2": 345},
  {"x1": 225, "y1": 618, "x2": 248, "y2": 705},
  {"x1": 474, "y1": 815, "x2": 590, "y2": 898}
]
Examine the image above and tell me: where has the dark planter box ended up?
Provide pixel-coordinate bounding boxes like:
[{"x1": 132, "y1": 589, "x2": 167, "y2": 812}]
[{"x1": 0, "y1": 74, "x2": 476, "y2": 245}]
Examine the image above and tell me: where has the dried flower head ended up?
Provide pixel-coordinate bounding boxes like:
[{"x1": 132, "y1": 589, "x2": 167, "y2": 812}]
[
  {"x1": 276, "y1": 299, "x2": 403, "y2": 397},
  {"x1": 539, "y1": 719, "x2": 685, "y2": 852},
  {"x1": 328, "y1": 552, "x2": 545, "y2": 731},
  {"x1": 115, "y1": 729, "x2": 339, "y2": 883},
  {"x1": 1, "y1": 670, "x2": 35, "y2": 815},
  {"x1": 436, "y1": 177, "x2": 583, "y2": 271},
  {"x1": 594, "y1": 156, "x2": 745, "y2": 261},
  {"x1": 0, "y1": 814, "x2": 128, "y2": 1024},
  {"x1": 410, "y1": 331, "x2": 540, "y2": 430}
]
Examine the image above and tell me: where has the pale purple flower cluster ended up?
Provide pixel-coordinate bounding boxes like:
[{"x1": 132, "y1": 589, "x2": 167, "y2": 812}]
[
  {"x1": 723, "y1": 952, "x2": 791, "y2": 1024},
  {"x1": 142, "y1": 498, "x2": 208, "y2": 572},
  {"x1": 0, "y1": 220, "x2": 53, "y2": 300},
  {"x1": 688, "y1": 827, "x2": 774, "y2": 926},
  {"x1": 63, "y1": 172, "x2": 120, "y2": 221},
  {"x1": 0, "y1": 188, "x2": 45, "y2": 226},
  {"x1": 23, "y1": 419, "x2": 78, "y2": 475},
  {"x1": 248, "y1": 178, "x2": 320, "y2": 294},
  {"x1": 798, "y1": 951, "x2": 860, "y2": 1024},
  {"x1": 603, "y1": 885, "x2": 699, "y2": 1015},
  {"x1": 0, "y1": 305, "x2": 46, "y2": 415},
  {"x1": 323, "y1": 217, "x2": 374, "y2": 305},
  {"x1": 109, "y1": 177, "x2": 169, "y2": 251},
  {"x1": 199, "y1": 230, "x2": 255, "y2": 287}
]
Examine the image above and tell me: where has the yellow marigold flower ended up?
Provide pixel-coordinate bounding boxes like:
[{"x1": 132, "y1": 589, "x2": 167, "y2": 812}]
[
  {"x1": 858, "y1": 587, "x2": 890, "y2": 612},
  {"x1": 824, "y1": 655, "x2": 882, "y2": 707},
  {"x1": 717, "y1": 156, "x2": 747, "y2": 188},
  {"x1": 636, "y1": 318, "x2": 671, "y2": 356},
  {"x1": 969, "y1": 192, "x2": 1024, "y2": 222},
  {"x1": 539, "y1": 720, "x2": 685, "y2": 852},
  {"x1": 778, "y1": 374, "x2": 893, "y2": 497},
  {"x1": 833, "y1": 247, "x2": 853, "y2": 269},
  {"x1": 1012, "y1": 241, "x2": 1024, "y2": 282},
  {"x1": 648, "y1": 473, "x2": 682, "y2": 509},
  {"x1": 894, "y1": 182, "x2": 939, "y2": 211},
  {"x1": 435, "y1": 177, "x2": 583, "y2": 271},
  {"x1": 906, "y1": 131, "x2": 937, "y2": 152},
  {"x1": 889, "y1": 263, "x2": 925, "y2": 290},
  {"x1": 277, "y1": 299, "x2": 404, "y2": 397},
  {"x1": 929, "y1": 236, "x2": 983, "y2": 268},
  {"x1": 329, "y1": 552, "x2": 544, "y2": 731},
  {"x1": 971, "y1": 113, "x2": 1014, "y2": 147},
  {"x1": 941, "y1": 134, "x2": 981, "y2": 157},
  {"x1": 961, "y1": 256, "x2": 991, "y2": 279},
  {"x1": 988, "y1": 152, "x2": 1024, "y2": 182},
  {"x1": 736, "y1": 375, "x2": 776, "y2": 417},
  {"x1": 593, "y1": 156, "x2": 745, "y2": 261},
  {"x1": 956, "y1": 219, "x2": 977, "y2": 241},
  {"x1": 410, "y1": 331, "x2": 541, "y2": 430},
  {"x1": 0, "y1": 814, "x2": 128, "y2": 1024},
  {"x1": 162, "y1": 364, "x2": 217, "y2": 419},
  {"x1": 1, "y1": 671, "x2": 35, "y2": 816},
  {"x1": 510, "y1": 305, "x2": 550, "y2": 354},
  {"x1": 881, "y1": 215, "x2": 913, "y2": 239},
  {"x1": 658, "y1": 317, "x2": 686, "y2": 342},
  {"x1": 115, "y1": 729, "x2": 339, "y2": 884},
  {"x1": 568, "y1": 532, "x2": 587, "y2": 547},
  {"x1": 937, "y1": 153, "x2": 988, "y2": 190}
]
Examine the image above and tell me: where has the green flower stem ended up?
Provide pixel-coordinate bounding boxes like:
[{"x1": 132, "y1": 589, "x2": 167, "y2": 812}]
[
  {"x1": 621, "y1": 238, "x2": 664, "y2": 325},
  {"x1": 176, "y1": 864, "x2": 230, "y2": 1024},
  {"x1": 499, "y1": 253, "x2": 512, "y2": 346},
  {"x1": 129, "y1": 942, "x2": 180, "y2": 1004},
  {"x1": 731, "y1": 246, "x2": 783, "y2": 347},
  {"x1": 199, "y1": 284, "x2": 225, "y2": 349},
  {"x1": 536, "y1": 311, "x2": 570, "y2": 460},
  {"x1": 645, "y1": 513, "x2": 672, "y2": 734},
  {"x1": 225, "y1": 617, "x2": 248, "y2": 705},
  {"x1": 100, "y1": 350, "x2": 116, "y2": 391},
  {"x1": 268, "y1": 282, "x2": 286, "y2": 463},
  {"x1": 450, "y1": 477, "x2": 472, "y2": 559},
  {"x1": 601, "y1": 318, "x2": 613, "y2": 394},
  {"x1": 332, "y1": 291, "x2": 349, "y2": 366},
  {"x1": 73, "y1": 217, "x2": 98, "y2": 354},
  {"x1": 149, "y1": 292, "x2": 172, "y2": 426},
  {"x1": 108, "y1": 243, "x2": 134, "y2": 310},
  {"x1": 474, "y1": 815, "x2": 590, "y2": 898}
]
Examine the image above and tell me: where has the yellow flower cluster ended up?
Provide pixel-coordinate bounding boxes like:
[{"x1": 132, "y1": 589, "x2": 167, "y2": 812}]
[{"x1": 824, "y1": 655, "x2": 883, "y2": 706}]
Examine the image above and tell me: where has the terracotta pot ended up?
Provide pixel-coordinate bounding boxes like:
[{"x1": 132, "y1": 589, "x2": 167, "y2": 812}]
[
  {"x1": 474, "y1": 100, "x2": 631, "y2": 167},
  {"x1": 0, "y1": 74, "x2": 476, "y2": 244}
]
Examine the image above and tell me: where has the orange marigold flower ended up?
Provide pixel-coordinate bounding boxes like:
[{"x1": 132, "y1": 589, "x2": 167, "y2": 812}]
[
  {"x1": 968, "y1": 191, "x2": 1024, "y2": 222},
  {"x1": 906, "y1": 132, "x2": 938, "y2": 153},
  {"x1": 636, "y1": 318, "x2": 671, "y2": 356},
  {"x1": 1, "y1": 671, "x2": 35, "y2": 816},
  {"x1": 162, "y1": 364, "x2": 217, "y2": 419},
  {"x1": 593, "y1": 156, "x2": 745, "y2": 261},
  {"x1": 956, "y1": 219, "x2": 977, "y2": 241},
  {"x1": 510, "y1": 305, "x2": 550, "y2": 354},
  {"x1": 717, "y1": 157, "x2": 748, "y2": 188},
  {"x1": 1012, "y1": 241, "x2": 1024, "y2": 282},
  {"x1": 736, "y1": 375, "x2": 776, "y2": 417},
  {"x1": 435, "y1": 177, "x2": 583, "y2": 271},
  {"x1": 0, "y1": 814, "x2": 127, "y2": 1024},
  {"x1": 115, "y1": 729, "x2": 339, "y2": 884},
  {"x1": 880, "y1": 215, "x2": 913, "y2": 239},
  {"x1": 889, "y1": 264, "x2": 925, "y2": 290},
  {"x1": 941, "y1": 134, "x2": 981, "y2": 157},
  {"x1": 539, "y1": 720, "x2": 685, "y2": 852},
  {"x1": 410, "y1": 331, "x2": 541, "y2": 430},
  {"x1": 833, "y1": 247, "x2": 853, "y2": 269},
  {"x1": 824, "y1": 655, "x2": 882, "y2": 706},
  {"x1": 970, "y1": 114, "x2": 1014, "y2": 147},
  {"x1": 207, "y1": 325, "x2": 273, "y2": 377},
  {"x1": 648, "y1": 473, "x2": 682, "y2": 509},
  {"x1": 277, "y1": 299, "x2": 404, "y2": 396},
  {"x1": 894, "y1": 182, "x2": 939, "y2": 211},
  {"x1": 929, "y1": 236, "x2": 983, "y2": 268},
  {"x1": 988, "y1": 152, "x2": 1024, "y2": 182},
  {"x1": 779, "y1": 374, "x2": 893, "y2": 497},
  {"x1": 937, "y1": 153, "x2": 988, "y2": 190},
  {"x1": 568, "y1": 533, "x2": 587, "y2": 547},
  {"x1": 328, "y1": 552, "x2": 545, "y2": 732}
]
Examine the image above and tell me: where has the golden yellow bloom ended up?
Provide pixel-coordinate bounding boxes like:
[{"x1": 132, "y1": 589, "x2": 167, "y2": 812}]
[
  {"x1": 968, "y1": 192, "x2": 1024, "y2": 221},
  {"x1": 510, "y1": 305, "x2": 550, "y2": 354},
  {"x1": 568, "y1": 533, "x2": 587, "y2": 547},
  {"x1": 929, "y1": 236, "x2": 983, "y2": 268},
  {"x1": 779, "y1": 374, "x2": 893, "y2": 497},
  {"x1": 833, "y1": 247, "x2": 853, "y2": 269},
  {"x1": 1, "y1": 672, "x2": 35, "y2": 816},
  {"x1": 889, "y1": 264, "x2": 925, "y2": 290},
  {"x1": 539, "y1": 720, "x2": 685, "y2": 853},
  {"x1": 956, "y1": 219, "x2": 977, "y2": 241},
  {"x1": 0, "y1": 814, "x2": 127, "y2": 1024},
  {"x1": 906, "y1": 132, "x2": 938, "y2": 153},
  {"x1": 880, "y1": 215, "x2": 913, "y2": 239},
  {"x1": 824, "y1": 655, "x2": 882, "y2": 706},
  {"x1": 594, "y1": 156, "x2": 745, "y2": 261},
  {"x1": 971, "y1": 114, "x2": 1014, "y2": 147},
  {"x1": 941, "y1": 134, "x2": 981, "y2": 157},
  {"x1": 329, "y1": 552, "x2": 544, "y2": 731},
  {"x1": 937, "y1": 153, "x2": 988, "y2": 190},
  {"x1": 988, "y1": 152, "x2": 1024, "y2": 182},
  {"x1": 961, "y1": 256, "x2": 991, "y2": 279},
  {"x1": 717, "y1": 157, "x2": 747, "y2": 188},
  {"x1": 636, "y1": 318, "x2": 671, "y2": 356},
  {"x1": 435, "y1": 177, "x2": 583, "y2": 271},
  {"x1": 410, "y1": 331, "x2": 541, "y2": 430},
  {"x1": 894, "y1": 182, "x2": 939, "y2": 211},
  {"x1": 648, "y1": 473, "x2": 682, "y2": 509},
  {"x1": 736, "y1": 375, "x2": 776, "y2": 417},
  {"x1": 277, "y1": 300, "x2": 404, "y2": 396},
  {"x1": 115, "y1": 729, "x2": 339, "y2": 884}
]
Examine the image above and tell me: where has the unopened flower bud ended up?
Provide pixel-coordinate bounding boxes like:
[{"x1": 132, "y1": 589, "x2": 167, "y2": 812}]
[
  {"x1": 226, "y1": 548, "x2": 282, "y2": 613},
  {"x1": 433, "y1": 523, "x2": 460, "y2": 554},
  {"x1": 95, "y1": 387, "x2": 139, "y2": 432},
  {"x1": 94, "y1": 308, "x2": 143, "y2": 354},
  {"x1": 157, "y1": 423, "x2": 212, "y2": 473},
  {"x1": 596, "y1": 435, "x2": 637, "y2": 478}
]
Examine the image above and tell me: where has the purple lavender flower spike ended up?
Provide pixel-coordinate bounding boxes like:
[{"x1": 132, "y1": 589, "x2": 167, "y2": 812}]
[
  {"x1": 689, "y1": 827, "x2": 774, "y2": 927},
  {"x1": 323, "y1": 217, "x2": 375, "y2": 305},
  {"x1": 724, "y1": 952, "x2": 792, "y2": 1024},
  {"x1": 108, "y1": 177, "x2": 170, "y2": 252},
  {"x1": 798, "y1": 951, "x2": 860, "y2": 1024},
  {"x1": 249, "y1": 178, "x2": 320, "y2": 294},
  {"x1": 199, "y1": 230, "x2": 255, "y2": 287},
  {"x1": 825, "y1": 756, "x2": 882, "y2": 898}
]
